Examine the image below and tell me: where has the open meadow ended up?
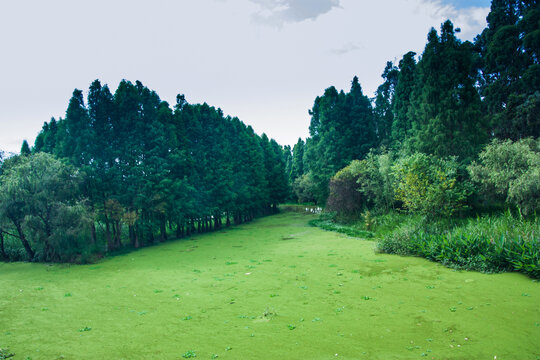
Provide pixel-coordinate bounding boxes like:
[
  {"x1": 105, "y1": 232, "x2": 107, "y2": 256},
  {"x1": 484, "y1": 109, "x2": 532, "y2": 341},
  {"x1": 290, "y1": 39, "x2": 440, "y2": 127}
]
[{"x1": 1, "y1": 212, "x2": 538, "y2": 359}]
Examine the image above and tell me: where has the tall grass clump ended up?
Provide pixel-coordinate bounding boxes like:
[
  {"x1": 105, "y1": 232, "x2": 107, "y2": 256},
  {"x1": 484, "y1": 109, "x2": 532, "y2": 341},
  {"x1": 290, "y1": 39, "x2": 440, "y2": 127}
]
[{"x1": 377, "y1": 212, "x2": 539, "y2": 278}]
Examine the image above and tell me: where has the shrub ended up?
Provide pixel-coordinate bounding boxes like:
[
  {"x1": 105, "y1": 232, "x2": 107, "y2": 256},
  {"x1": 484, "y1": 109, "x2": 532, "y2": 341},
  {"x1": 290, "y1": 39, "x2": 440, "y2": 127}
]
[
  {"x1": 393, "y1": 153, "x2": 471, "y2": 218},
  {"x1": 468, "y1": 138, "x2": 540, "y2": 215},
  {"x1": 356, "y1": 151, "x2": 396, "y2": 211},
  {"x1": 326, "y1": 161, "x2": 363, "y2": 215},
  {"x1": 292, "y1": 173, "x2": 318, "y2": 204},
  {"x1": 376, "y1": 212, "x2": 540, "y2": 278},
  {"x1": 326, "y1": 150, "x2": 396, "y2": 215},
  {"x1": 0, "y1": 153, "x2": 95, "y2": 262}
]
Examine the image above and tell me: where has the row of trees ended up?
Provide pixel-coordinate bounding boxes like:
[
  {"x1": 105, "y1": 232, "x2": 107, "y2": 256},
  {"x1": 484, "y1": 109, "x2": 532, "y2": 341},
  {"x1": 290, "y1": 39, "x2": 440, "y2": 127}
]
[
  {"x1": 291, "y1": 0, "x2": 539, "y2": 207},
  {"x1": 0, "y1": 80, "x2": 289, "y2": 262}
]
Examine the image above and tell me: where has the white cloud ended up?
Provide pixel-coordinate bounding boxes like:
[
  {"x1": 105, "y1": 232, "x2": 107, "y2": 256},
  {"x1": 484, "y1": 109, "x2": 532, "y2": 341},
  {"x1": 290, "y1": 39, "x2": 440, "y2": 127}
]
[
  {"x1": 250, "y1": 0, "x2": 340, "y2": 25},
  {"x1": 329, "y1": 42, "x2": 362, "y2": 55},
  {"x1": 421, "y1": 0, "x2": 489, "y2": 40}
]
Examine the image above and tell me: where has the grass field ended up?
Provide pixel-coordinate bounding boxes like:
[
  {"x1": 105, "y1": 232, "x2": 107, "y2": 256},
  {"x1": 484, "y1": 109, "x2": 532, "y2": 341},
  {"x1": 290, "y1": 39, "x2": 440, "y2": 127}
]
[{"x1": 1, "y1": 212, "x2": 538, "y2": 359}]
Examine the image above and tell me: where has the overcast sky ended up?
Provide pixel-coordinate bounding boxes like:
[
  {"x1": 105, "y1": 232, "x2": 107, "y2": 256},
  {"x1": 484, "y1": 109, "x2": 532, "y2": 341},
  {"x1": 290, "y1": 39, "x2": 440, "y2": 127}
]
[{"x1": 0, "y1": 0, "x2": 491, "y2": 154}]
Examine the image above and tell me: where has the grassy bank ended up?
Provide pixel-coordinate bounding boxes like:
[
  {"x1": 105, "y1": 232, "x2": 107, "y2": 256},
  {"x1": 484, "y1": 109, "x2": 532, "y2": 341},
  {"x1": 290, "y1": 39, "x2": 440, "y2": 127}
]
[
  {"x1": 310, "y1": 211, "x2": 539, "y2": 278},
  {"x1": 1, "y1": 212, "x2": 538, "y2": 359}
]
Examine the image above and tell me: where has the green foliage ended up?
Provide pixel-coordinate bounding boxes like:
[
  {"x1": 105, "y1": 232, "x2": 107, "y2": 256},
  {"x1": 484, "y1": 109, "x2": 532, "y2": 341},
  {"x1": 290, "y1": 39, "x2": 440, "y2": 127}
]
[
  {"x1": 0, "y1": 153, "x2": 93, "y2": 262},
  {"x1": 304, "y1": 77, "x2": 377, "y2": 204},
  {"x1": 19, "y1": 79, "x2": 290, "y2": 260},
  {"x1": 290, "y1": 138, "x2": 305, "y2": 182},
  {"x1": 391, "y1": 51, "x2": 417, "y2": 147},
  {"x1": 326, "y1": 150, "x2": 396, "y2": 215},
  {"x1": 0, "y1": 347, "x2": 14, "y2": 359},
  {"x1": 393, "y1": 153, "x2": 470, "y2": 218},
  {"x1": 355, "y1": 151, "x2": 396, "y2": 211},
  {"x1": 373, "y1": 62, "x2": 399, "y2": 146},
  {"x1": 292, "y1": 173, "x2": 318, "y2": 204},
  {"x1": 408, "y1": 20, "x2": 485, "y2": 160},
  {"x1": 478, "y1": 0, "x2": 540, "y2": 139},
  {"x1": 469, "y1": 138, "x2": 539, "y2": 215},
  {"x1": 20, "y1": 140, "x2": 30, "y2": 156},
  {"x1": 309, "y1": 212, "x2": 374, "y2": 238},
  {"x1": 377, "y1": 212, "x2": 540, "y2": 278},
  {"x1": 326, "y1": 161, "x2": 363, "y2": 215},
  {"x1": 181, "y1": 350, "x2": 196, "y2": 358}
]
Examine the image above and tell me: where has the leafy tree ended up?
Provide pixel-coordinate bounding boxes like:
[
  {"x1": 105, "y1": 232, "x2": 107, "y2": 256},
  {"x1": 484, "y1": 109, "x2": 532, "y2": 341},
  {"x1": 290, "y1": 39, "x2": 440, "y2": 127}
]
[
  {"x1": 326, "y1": 161, "x2": 364, "y2": 215},
  {"x1": 355, "y1": 151, "x2": 396, "y2": 211},
  {"x1": 408, "y1": 20, "x2": 485, "y2": 161},
  {"x1": 290, "y1": 138, "x2": 305, "y2": 181},
  {"x1": 20, "y1": 140, "x2": 30, "y2": 156},
  {"x1": 391, "y1": 51, "x2": 416, "y2": 148},
  {"x1": 22, "y1": 79, "x2": 290, "y2": 259},
  {"x1": 373, "y1": 62, "x2": 398, "y2": 146},
  {"x1": 304, "y1": 77, "x2": 376, "y2": 204},
  {"x1": 56, "y1": 89, "x2": 93, "y2": 166},
  {"x1": 292, "y1": 173, "x2": 318, "y2": 204},
  {"x1": 283, "y1": 145, "x2": 293, "y2": 182},
  {"x1": 468, "y1": 138, "x2": 539, "y2": 215},
  {"x1": 33, "y1": 118, "x2": 59, "y2": 154},
  {"x1": 0, "y1": 153, "x2": 92, "y2": 261},
  {"x1": 393, "y1": 153, "x2": 471, "y2": 218},
  {"x1": 477, "y1": 0, "x2": 540, "y2": 139}
]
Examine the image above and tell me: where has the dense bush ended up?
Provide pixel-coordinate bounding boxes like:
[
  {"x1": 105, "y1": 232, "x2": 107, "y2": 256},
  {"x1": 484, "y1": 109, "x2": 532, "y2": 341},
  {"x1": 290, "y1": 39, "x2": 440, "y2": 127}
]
[
  {"x1": 393, "y1": 153, "x2": 471, "y2": 218},
  {"x1": 356, "y1": 151, "x2": 396, "y2": 211},
  {"x1": 292, "y1": 173, "x2": 318, "y2": 204},
  {"x1": 326, "y1": 161, "x2": 363, "y2": 215},
  {"x1": 468, "y1": 138, "x2": 539, "y2": 215},
  {"x1": 377, "y1": 212, "x2": 539, "y2": 278},
  {"x1": 0, "y1": 153, "x2": 94, "y2": 262}
]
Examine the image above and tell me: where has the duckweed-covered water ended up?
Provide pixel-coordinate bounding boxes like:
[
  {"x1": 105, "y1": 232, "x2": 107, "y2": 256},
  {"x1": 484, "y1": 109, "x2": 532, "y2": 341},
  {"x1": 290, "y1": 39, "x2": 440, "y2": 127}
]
[{"x1": 1, "y1": 212, "x2": 538, "y2": 359}]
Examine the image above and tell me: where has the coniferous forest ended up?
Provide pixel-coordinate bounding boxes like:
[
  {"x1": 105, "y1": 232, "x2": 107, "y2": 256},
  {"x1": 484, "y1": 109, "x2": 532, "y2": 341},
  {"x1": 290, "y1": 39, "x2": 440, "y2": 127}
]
[
  {"x1": 0, "y1": 81, "x2": 288, "y2": 262},
  {"x1": 0, "y1": 0, "x2": 538, "y2": 277}
]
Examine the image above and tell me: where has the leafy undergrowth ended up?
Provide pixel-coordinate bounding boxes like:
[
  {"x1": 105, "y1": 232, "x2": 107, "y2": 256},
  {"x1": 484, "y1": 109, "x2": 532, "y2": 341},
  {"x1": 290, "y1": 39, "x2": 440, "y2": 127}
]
[
  {"x1": 309, "y1": 218, "x2": 375, "y2": 238},
  {"x1": 1, "y1": 212, "x2": 538, "y2": 359},
  {"x1": 310, "y1": 209, "x2": 539, "y2": 278},
  {"x1": 307, "y1": 210, "x2": 419, "y2": 239},
  {"x1": 377, "y1": 212, "x2": 540, "y2": 278}
]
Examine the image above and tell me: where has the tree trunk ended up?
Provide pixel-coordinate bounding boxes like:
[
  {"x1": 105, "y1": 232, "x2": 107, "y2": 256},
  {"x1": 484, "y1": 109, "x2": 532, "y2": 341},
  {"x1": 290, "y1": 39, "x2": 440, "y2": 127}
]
[
  {"x1": 115, "y1": 221, "x2": 122, "y2": 249},
  {"x1": 90, "y1": 222, "x2": 97, "y2": 245},
  {"x1": 0, "y1": 230, "x2": 6, "y2": 260},
  {"x1": 134, "y1": 223, "x2": 140, "y2": 248},
  {"x1": 89, "y1": 203, "x2": 97, "y2": 245},
  {"x1": 160, "y1": 217, "x2": 167, "y2": 242},
  {"x1": 129, "y1": 225, "x2": 135, "y2": 247},
  {"x1": 105, "y1": 218, "x2": 113, "y2": 251},
  {"x1": 14, "y1": 221, "x2": 34, "y2": 260}
]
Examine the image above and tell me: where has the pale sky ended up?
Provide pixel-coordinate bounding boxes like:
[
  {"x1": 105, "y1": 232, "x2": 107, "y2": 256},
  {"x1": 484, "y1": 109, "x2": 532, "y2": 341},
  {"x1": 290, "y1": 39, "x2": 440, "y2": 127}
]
[{"x1": 0, "y1": 0, "x2": 490, "y2": 154}]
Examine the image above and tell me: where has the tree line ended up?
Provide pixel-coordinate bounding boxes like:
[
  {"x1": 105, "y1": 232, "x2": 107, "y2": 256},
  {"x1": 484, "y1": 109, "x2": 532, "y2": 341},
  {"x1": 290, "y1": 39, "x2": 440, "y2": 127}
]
[
  {"x1": 0, "y1": 80, "x2": 289, "y2": 262},
  {"x1": 289, "y1": 0, "x2": 539, "y2": 209}
]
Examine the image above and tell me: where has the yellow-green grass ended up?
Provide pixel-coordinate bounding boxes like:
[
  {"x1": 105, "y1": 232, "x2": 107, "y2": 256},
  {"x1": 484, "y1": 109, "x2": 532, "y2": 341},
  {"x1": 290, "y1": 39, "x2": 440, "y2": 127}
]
[{"x1": 1, "y1": 212, "x2": 538, "y2": 359}]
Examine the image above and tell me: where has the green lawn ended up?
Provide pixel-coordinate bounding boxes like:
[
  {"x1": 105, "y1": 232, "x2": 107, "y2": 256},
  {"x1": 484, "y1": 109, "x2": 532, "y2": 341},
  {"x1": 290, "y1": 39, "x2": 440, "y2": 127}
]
[{"x1": 1, "y1": 212, "x2": 538, "y2": 359}]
